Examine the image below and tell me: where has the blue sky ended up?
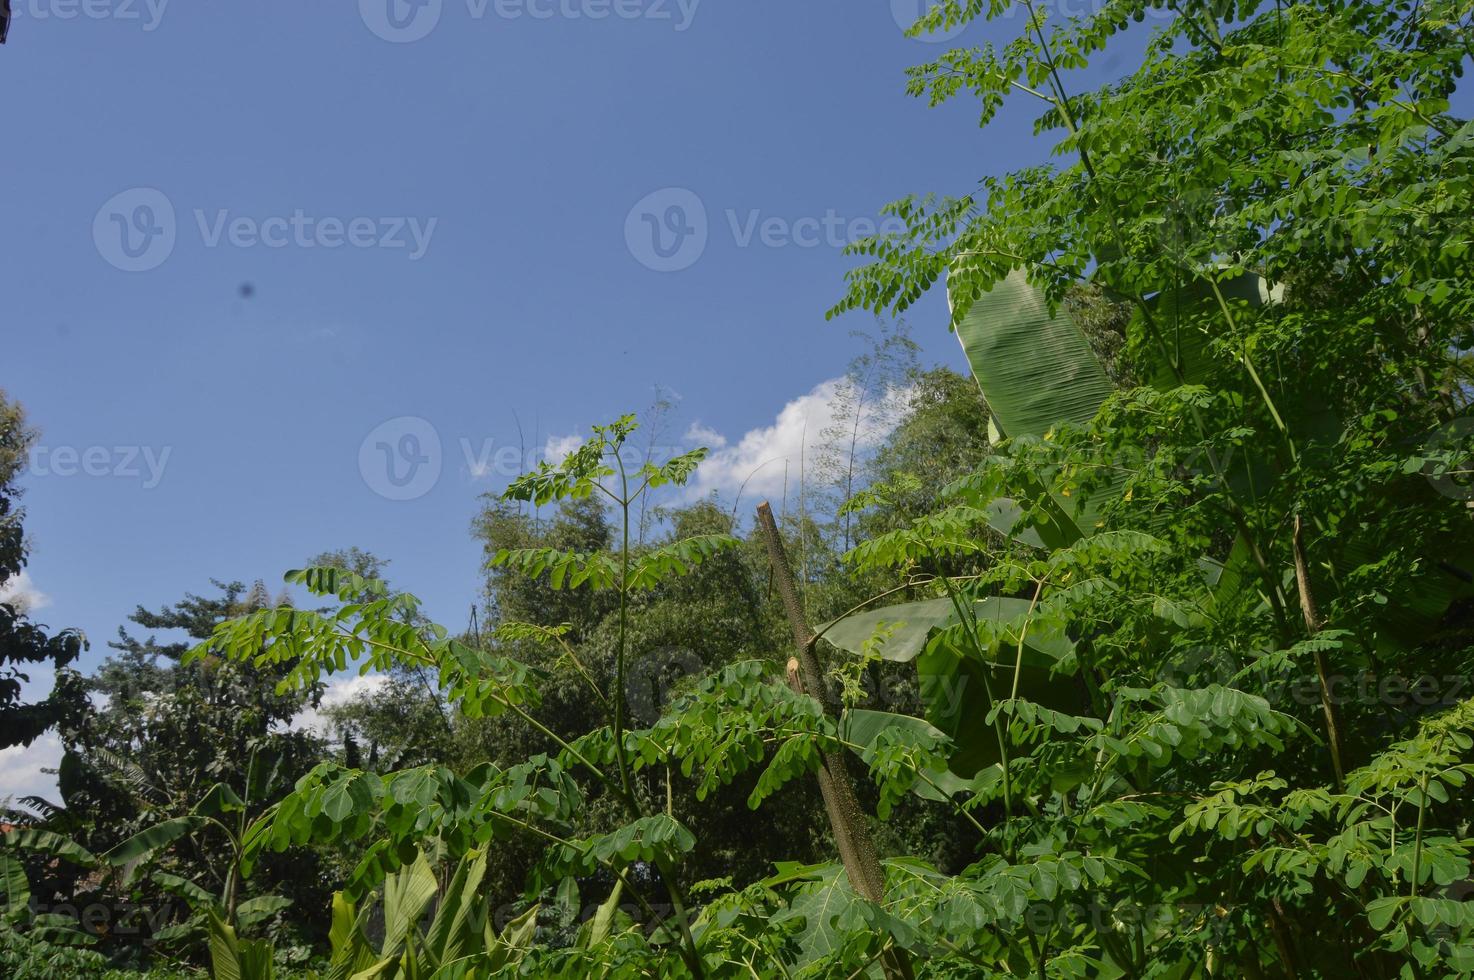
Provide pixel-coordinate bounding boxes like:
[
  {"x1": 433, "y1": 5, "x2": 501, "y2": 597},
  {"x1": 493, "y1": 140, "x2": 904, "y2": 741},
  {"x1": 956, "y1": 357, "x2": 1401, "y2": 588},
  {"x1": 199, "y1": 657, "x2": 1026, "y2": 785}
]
[
  {"x1": 5, "y1": 0, "x2": 1055, "y2": 683},
  {"x1": 10, "y1": 2, "x2": 1456, "y2": 799}
]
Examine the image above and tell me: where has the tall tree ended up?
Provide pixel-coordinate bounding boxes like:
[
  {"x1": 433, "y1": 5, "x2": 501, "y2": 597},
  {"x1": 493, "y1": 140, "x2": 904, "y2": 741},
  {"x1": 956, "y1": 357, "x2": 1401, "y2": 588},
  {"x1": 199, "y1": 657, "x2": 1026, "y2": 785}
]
[{"x1": 0, "y1": 389, "x2": 87, "y2": 753}]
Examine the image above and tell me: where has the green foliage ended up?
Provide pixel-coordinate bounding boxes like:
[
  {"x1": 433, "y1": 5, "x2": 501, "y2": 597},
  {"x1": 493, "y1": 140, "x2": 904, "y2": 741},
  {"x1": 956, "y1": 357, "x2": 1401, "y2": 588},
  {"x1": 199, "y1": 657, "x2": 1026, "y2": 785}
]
[
  {"x1": 814, "y1": 0, "x2": 1474, "y2": 974},
  {"x1": 0, "y1": 388, "x2": 88, "y2": 752},
  {"x1": 15, "y1": 3, "x2": 1474, "y2": 975}
]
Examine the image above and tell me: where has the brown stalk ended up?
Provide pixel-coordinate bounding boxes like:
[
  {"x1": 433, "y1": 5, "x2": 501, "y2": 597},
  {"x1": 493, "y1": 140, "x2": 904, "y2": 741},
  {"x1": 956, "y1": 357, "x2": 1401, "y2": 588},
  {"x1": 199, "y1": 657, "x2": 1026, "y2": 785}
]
[
  {"x1": 1292, "y1": 513, "x2": 1346, "y2": 790},
  {"x1": 756, "y1": 502, "x2": 914, "y2": 980}
]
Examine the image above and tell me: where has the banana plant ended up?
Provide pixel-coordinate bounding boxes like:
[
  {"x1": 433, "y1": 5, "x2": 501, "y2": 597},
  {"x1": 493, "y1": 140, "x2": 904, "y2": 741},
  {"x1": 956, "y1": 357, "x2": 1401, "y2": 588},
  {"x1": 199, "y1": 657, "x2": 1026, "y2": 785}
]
[
  {"x1": 325, "y1": 847, "x2": 542, "y2": 980},
  {"x1": 208, "y1": 908, "x2": 276, "y2": 980},
  {"x1": 126, "y1": 753, "x2": 293, "y2": 950},
  {"x1": 829, "y1": 267, "x2": 1474, "y2": 788},
  {"x1": 0, "y1": 842, "x2": 99, "y2": 951},
  {"x1": 1, "y1": 765, "x2": 292, "y2": 955}
]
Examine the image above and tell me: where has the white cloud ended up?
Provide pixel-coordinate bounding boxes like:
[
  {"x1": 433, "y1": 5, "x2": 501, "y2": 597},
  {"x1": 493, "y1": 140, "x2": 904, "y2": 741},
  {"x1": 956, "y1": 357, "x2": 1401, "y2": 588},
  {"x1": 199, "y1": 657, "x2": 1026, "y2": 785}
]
[
  {"x1": 468, "y1": 459, "x2": 493, "y2": 479},
  {"x1": 544, "y1": 434, "x2": 584, "y2": 464},
  {"x1": 0, "y1": 571, "x2": 50, "y2": 613},
  {"x1": 287, "y1": 673, "x2": 391, "y2": 737},
  {"x1": 0, "y1": 733, "x2": 63, "y2": 808},
  {"x1": 686, "y1": 378, "x2": 907, "y2": 504},
  {"x1": 0, "y1": 674, "x2": 392, "y2": 806},
  {"x1": 683, "y1": 421, "x2": 727, "y2": 450}
]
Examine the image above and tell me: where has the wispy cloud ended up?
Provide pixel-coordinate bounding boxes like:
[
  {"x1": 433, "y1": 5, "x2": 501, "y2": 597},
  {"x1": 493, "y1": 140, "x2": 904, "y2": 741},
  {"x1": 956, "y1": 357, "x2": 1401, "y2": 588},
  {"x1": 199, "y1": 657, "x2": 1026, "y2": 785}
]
[
  {"x1": 683, "y1": 421, "x2": 727, "y2": 450},
  {"x1": 0, "y1": 571, "x2": 50, "y2": 613},
  {"x1": 287, "y1": 673, "x2": 391, "y2": 737},
  {"x1": 544, "y1": 434, "x2": 583, "y2": 464},
  {"x1": 686, "y1": 378, "x2": 905, "y2": 505},
  {"x1": 0, "y1": 732, "x2": 63, "y2": 807}
]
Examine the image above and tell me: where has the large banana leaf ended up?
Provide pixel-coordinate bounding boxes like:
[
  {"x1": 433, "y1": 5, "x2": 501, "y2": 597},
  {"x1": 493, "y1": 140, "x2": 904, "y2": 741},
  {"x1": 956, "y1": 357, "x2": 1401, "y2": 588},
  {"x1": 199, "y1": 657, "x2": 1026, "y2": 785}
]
[
  {"x1": 823, "y1": 596, "x2": 1080, "y2": 776},
  {"x1": 577, "y1": 879, "x2": 625, "y2": 950},
  {"x1": 2, "y1": 828, "x2": 98, "y2": 868},
  {"x1": 379, "y1": 852, "x2": 439, "y2": 960},
  {"x1": 820, "y1": 596, "x2": 1066, "y2": 665},
  {"x1": 106, "y1": 816, "x2": 205, "y2": 881},
  {"x1": 208, "y1": 908, "x2": 276, "y2": 980},
  {"x1": 954, "y1": 270, "x2": 1114, "y2": 441},
  {"x1": 954, "y1": 270, "x2": 1120, "y2": 543},
  {"x1": 839, "y1": 709, "x2": 979, "y2": 801},
  {"x1": 0, "y1": 851, "x2": 29, "y2": 926},
  {"x1": 420, "y1": 848, "x2": 488, "y2": 966},
  {"x1": 326, "y1": 892, "x2": 380, "y2": 980}
]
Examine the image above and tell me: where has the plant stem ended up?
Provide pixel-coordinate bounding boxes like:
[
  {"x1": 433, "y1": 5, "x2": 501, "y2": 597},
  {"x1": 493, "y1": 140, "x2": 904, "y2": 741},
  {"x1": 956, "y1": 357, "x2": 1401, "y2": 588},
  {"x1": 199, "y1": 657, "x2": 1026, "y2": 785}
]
[
  {"x1": 1292, "y1": 514, "x2": 1345, "y2": 790},
  {"x1": 933, "y1": 560, "x2": 1015, "y2": 841},
  {"x1": 756, "y1": 502, "x2": 914, "y2": 980},
  {"x1": 613, "y1": 453, "x2": 638, "y2": 808}
]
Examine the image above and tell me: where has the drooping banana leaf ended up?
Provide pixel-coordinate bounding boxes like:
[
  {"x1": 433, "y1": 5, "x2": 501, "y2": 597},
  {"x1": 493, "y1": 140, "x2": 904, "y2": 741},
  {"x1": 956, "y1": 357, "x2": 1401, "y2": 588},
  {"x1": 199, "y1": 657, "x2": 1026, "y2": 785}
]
[
  {"x1": 820, "y1": 596, "x2": 1069, "y2": 667},
  {"x1": 953, "y1": 269, "x2": 1119, "y2": 542},
  {"x1": 819, "y1": 596, "x2": 957, "y2": 663},
  {"x1": 0, "y1": 851, "x2": 29, "y2": 926},
  {"x1": 954, "y1": 270, "x2": 1115, "y2": 441},
  {"x1": 2, "y1": 828, "x2": 98, "y2": 868},
  {"x1": 379, "y1": 851, "x2": 439, "y2": 960},
  {"x1": 208, "y1": 908, "x2": 276, "y2": 980},
  {"x1": 236, "y1": 895, "x2": 293, "y2": 932},
  {"x1": 106, "y1": 816, "x2": 205, "y2": 882},
  {"x1": 822, "y1": 596, "x2": 1081, "y2": 776},
  {"x1": 420, "y1": 848, "x2": 488, "y2": 966},
  {"x1": 839, "y1": 708, "x2": 980, "y2": 801}
]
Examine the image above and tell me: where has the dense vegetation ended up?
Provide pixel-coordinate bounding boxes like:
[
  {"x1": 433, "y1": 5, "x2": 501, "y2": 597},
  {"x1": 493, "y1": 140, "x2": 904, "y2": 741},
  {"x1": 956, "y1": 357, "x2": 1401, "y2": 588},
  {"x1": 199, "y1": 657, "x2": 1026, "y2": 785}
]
[{"x1": 4, "y1": 0, "x2": 1473, "y2": 975}]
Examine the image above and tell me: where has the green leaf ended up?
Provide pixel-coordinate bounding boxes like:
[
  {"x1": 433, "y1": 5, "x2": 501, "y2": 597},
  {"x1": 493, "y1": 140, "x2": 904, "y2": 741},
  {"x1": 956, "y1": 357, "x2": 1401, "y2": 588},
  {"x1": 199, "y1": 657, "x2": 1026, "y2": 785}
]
[
  {"x1": 1366, "y1": 896, "x2": 1406, "y2": 932},
  {"x1": 195, "y1": 782, "x2": 246, "y2": 818},
  {"x1": 839, "y1": 708, "x2": 974, "y2": 802},
  {"x1": 820, "y1": 597, "x2": 958, "y2": 663},
  {"x1": 2, "y1": 828, "x2": 98, "y2": 868},
  {"x1": 421, "y1": 848, "x2": 488, "y2": 966},
  {"x1": 580, "y1": 879, "x2": 624, "y2": 949},
  {"x1": 953, "y1": 269, "x2": 1114, "y2": 441},
  {"x1": 0, "y1": 851, "x2": 30, "y2": 925},
  {"x1": 236, "y1": 895, "x2": 293, "y2": 931},
  {"x1": 151, "y1": 871, "x2": 218, "y2": 913},
  {"x1": 380, "y1": 850, "x2": 439, "y2": 958},
  {"x1": 105, "y1": 817, "x2": 204, "y2": 874},
  {"x1": 209, "y1": 907, "x2": 276, "y2": 980}
]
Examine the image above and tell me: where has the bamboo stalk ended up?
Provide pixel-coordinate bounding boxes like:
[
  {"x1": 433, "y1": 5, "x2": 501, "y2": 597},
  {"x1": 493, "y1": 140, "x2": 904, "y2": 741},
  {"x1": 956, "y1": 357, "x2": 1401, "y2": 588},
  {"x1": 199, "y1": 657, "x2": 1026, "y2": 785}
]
[
  {"x1": 756, "y1": 502, "x2": 914, "y2": 980},
  {"x1": 1292, "y1": 514, "x2": 1346, "y2": 790}
]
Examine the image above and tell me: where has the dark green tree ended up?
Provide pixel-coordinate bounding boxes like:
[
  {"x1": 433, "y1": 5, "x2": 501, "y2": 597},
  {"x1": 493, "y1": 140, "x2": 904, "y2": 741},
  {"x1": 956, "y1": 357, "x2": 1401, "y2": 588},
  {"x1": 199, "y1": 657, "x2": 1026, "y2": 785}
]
[{"x1": 0, "y1": 390, "x2": 87, "y2": 755}]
